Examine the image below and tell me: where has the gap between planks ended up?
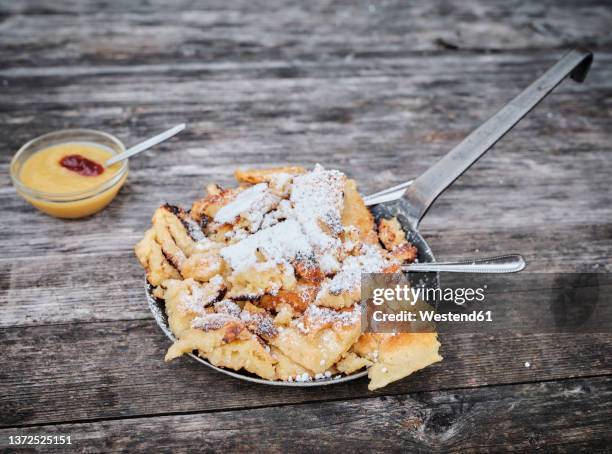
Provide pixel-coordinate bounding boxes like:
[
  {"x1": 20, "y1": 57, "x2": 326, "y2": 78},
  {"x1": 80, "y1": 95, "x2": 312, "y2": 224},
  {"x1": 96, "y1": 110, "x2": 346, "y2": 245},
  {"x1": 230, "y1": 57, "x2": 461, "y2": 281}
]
[{"x1": 2, "y1": 372, "x2": 610, "y2": 430}]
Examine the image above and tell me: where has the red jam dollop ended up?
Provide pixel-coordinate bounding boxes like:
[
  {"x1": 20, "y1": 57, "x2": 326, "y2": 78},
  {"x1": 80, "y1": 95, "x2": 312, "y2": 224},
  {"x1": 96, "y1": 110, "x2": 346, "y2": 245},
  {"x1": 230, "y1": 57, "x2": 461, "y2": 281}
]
[{"x1": 59, "y1": 154, "x2": 105, "y2": 177}]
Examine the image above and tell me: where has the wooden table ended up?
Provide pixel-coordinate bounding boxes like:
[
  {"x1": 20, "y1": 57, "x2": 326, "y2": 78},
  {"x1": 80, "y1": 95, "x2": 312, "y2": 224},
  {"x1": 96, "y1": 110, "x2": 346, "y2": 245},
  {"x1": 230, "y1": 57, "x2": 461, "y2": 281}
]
[{"x1": 1, "y1": 1, "x2": 611, "y2": 451}]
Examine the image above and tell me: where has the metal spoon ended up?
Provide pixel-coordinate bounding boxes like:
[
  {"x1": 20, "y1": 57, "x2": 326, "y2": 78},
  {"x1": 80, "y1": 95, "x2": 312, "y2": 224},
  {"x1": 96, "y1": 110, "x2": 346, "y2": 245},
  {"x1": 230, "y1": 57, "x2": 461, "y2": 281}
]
[
  {"x1": 403, "y1": 254, "x2": 525, "y2": 273},
  {"x1": 363, "y1": 48, "x2": 593, "y2": 207},
  {"x1": 104, "y1": 123, "x2": 186, "y2": 167}
]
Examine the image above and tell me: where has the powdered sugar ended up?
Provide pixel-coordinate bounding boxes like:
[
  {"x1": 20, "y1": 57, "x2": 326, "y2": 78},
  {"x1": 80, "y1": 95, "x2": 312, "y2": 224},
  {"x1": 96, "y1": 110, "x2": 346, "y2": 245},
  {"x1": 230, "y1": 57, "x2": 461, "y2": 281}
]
[
  {"x1": 268, "y1": 172, "x2": 293, "y2": 196},
  {"x1": 220, "y1": 219, "x2": 313, "y2": 272},
  {"x1": 299, "y1": 303, "x2": 361, "y2": 333},
  {"x1": 191, "y1": 312, "x2": 241, "y2": 331},
  {"x1": 219, "y1": 166, "x2": 349, "y2": 276},
  {"x1": 286, "y1": 370, "x2": 334, "y2": 382},
  {"x1": 260, "y1": 199, "x2": 293, "y2": 230},
  {"x1": 194, "y1": 237, "x2": 218, "y2": 251},
  {"x1": 209, "y1": 274, "x2": 224, "y2": 286},
  {"x1": 290, "y1": 164, "x2": 345, "y2": 256},
  {"x1": 214, "y1": 183, "x2": 280, "y2": 231},
  {"x1": 318, "y1": 243, "x2": 388, "y2": 297},
  {"x1": 182, "y1": 216, "x2": 207, "y2": 242},
  {"x1": 224, "y1": 227, "x2": 249, "y2": 242},
  {"x1": 319, "y1": 251, "x2": 341, "y2": 275},
  {"x1": 180, "y1": 280, "x2": 224, "y2": 315},
  {"x1": 214, "y1": 299, "x2": 242, "y2": 318},
  {"x1": 240, "y1": 309, "x2": 278, "y2": 338},
  {"x1": 294, "y1": 372, "x2": 312, "y2": 382}
]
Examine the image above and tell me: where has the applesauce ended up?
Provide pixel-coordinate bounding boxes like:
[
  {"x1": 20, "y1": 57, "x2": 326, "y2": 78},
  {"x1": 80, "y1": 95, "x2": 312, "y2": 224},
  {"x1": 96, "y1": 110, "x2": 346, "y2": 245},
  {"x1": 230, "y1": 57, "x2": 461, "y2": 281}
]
[{"x1": 11, "y1": 129, "x2": 128, "y2": 219}]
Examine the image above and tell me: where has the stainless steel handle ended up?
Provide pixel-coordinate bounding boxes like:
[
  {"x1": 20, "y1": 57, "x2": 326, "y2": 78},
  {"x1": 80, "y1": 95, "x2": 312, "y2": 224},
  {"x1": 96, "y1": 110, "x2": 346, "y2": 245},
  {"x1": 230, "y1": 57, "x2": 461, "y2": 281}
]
[
  {"x1": 403, "y1": 254, "x2": 526, "y2": 273},
  {"x1": 402, "y1": 48, "x2": 593, "y2": 228}
]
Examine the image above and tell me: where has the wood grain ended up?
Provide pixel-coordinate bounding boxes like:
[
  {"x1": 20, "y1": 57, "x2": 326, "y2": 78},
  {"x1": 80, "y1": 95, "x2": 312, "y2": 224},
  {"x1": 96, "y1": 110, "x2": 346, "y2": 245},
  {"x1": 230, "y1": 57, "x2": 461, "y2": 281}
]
[
  {"x1": 1, "y1": 0, "x2": 611, "y2": 450},
  {"x1": 1, "y1": 52, "x2": 611, "y2": 260},
  {"x1": 2, "y1": 0, "x2": 612, "y2": 69},
  {"x1": 1, "y1": 376, "x2": 610, "y2": 452},
  {"x1": 2, "y1": 223, "x2": 611, "y2": 328},
  {"x1": 1, "y1": 318, "x2": 610, "y2": 427}
]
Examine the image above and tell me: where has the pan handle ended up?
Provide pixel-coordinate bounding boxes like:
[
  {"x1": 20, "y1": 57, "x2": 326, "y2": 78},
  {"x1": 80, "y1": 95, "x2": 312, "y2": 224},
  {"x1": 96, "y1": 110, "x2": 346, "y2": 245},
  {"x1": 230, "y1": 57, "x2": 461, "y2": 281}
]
[{"x1": 402, "y1": 48, "x2": 593, "y2": 229}]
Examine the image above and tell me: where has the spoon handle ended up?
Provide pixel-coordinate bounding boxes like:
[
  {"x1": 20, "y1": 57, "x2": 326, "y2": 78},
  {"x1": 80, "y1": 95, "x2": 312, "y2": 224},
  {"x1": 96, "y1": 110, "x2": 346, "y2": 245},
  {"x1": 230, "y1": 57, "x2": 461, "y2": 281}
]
[
  {"x1": 403, "y1": 254, "x2": 526, "y2": 273},
  {"x1": 104, "y1": 123, "x2": 186, "y2": 167}
]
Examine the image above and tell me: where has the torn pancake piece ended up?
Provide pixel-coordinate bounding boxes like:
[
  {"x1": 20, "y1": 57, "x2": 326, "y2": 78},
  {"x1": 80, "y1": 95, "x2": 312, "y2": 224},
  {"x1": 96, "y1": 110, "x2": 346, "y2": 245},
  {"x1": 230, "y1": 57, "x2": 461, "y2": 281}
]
[
  {"x1": 140, "y1": 205, "x2": 225, "y2": 284},
  {"x1": 206, "y1": 336, "x2": 277, "y2": 380},
  {"x1": 214, "y1": 183, "x2": 280, "y2": 232},
  {"x1": 135, "y1": 228, "x2": 181, "y2": 286},
  {"x1": 272, "y1": 346, "x2": 315, "y2": 381},
  {"x1": 270, "y1": 308, "x2": 361, "y2": 373},
  {"x1": 354, "y1": 333, "x2": 442, "y2": 391},
  {"x1": 336, "y1": 351, "x2": 373, "y2": 375},
  {"x1": 342, "y1": 179, "x2": 376, "y2": 243},
  {"x1": 157, "y1": 277, "x2": 226, "y2": 337},
  {"x1": 234, "y1": 166, "x2": 305, "y2": 196}
]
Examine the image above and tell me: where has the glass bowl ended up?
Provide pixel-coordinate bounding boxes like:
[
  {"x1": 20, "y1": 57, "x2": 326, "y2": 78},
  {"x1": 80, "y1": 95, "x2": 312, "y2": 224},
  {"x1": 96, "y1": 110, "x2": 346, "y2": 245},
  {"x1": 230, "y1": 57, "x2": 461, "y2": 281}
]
[{"x1": 10, "y1": 129, "x2": 129, "y2": 219}]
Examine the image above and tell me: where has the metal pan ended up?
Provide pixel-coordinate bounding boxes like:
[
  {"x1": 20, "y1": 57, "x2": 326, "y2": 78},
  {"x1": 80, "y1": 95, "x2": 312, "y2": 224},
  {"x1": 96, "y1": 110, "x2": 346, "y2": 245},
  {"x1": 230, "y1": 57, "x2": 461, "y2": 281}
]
[{"x1": 145, "y1": 48, "x2": 593, "y2": 386}]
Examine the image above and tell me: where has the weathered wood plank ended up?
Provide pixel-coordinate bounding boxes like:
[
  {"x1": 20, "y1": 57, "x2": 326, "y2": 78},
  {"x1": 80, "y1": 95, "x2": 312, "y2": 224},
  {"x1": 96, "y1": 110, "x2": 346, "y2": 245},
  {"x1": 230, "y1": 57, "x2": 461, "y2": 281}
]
[
  {"x1": 0, "y1": 52, "x2": 610, "y2": 261},
  {"x1": 1, "y1": 375, "x2": 610, "y2": 452},
  {"x1": 3, "y1": 144, "x2": 612, "y2": 258},
  {"x1": 0, "y1": 318, "x2": 610, "y2": 427},
  {"x1": 0, "y1": 253, "x2": 149, "y2": 327},
  {"x1": 1, "y1": 0, "x2": 612, "y2": 73},
  {"x1": 1, "y1": 223, "x2": 611, "y2": 328},
  {"x1": 2, "y1": 166, "x2": 611, "y2": 259}
]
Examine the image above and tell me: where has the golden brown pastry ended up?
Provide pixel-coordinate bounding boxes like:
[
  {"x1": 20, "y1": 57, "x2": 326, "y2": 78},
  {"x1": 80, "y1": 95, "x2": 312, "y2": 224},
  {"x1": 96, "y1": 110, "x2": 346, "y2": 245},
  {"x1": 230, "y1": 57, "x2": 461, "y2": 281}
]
[
  {"x1": 135, "y1": 164, "x2": 441, "y2": 388},
  {"x1": 354, "y1": 333, "x2": 442, "y2": 390}
]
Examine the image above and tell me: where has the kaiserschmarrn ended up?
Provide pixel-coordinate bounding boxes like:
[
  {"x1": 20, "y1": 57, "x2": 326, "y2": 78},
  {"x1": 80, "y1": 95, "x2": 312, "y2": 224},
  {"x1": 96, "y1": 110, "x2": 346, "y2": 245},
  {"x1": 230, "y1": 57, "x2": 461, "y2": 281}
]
[{"x1": 135, "y1": 165, "x2": 441, "y2": 389}]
